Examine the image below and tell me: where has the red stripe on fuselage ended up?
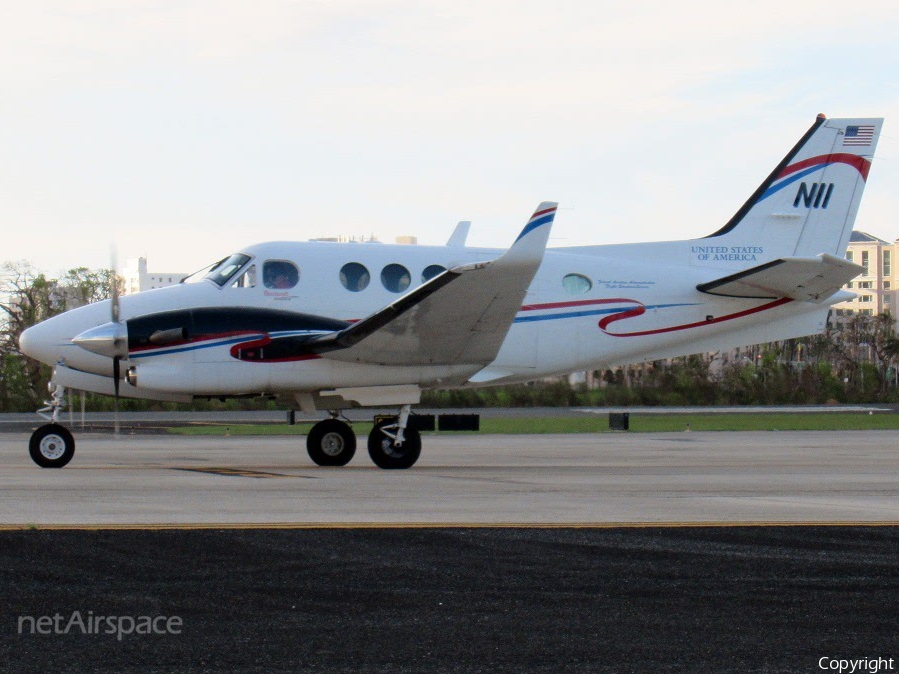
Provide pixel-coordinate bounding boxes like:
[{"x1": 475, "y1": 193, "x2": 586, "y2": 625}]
[
  {"x1": 598, "y1": 297, "x2": 792, "y2": 337},
  {"x1": 520, "y1": 298, "x2": 638, "y2": 312}
]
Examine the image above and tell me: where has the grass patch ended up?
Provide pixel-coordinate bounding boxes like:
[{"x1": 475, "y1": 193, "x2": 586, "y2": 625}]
[{"x1": 165, "y1": 412, "x2": 899, "y2": 436}]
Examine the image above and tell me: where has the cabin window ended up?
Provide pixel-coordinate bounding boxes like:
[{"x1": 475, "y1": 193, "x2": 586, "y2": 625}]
[
  {"x1": 340, "y1": 262, "x2": 370, "y2": 292},
  {"x1": 422, "y1": 264, "x2": 447, "y2": 282},
  {"x1": 232, "y1": 264, "x2": 257, "y2": 288},
  {"x1": 206, "y1": 253, "x2": 252, "y2": 287},
  {"x1": 263, "y1": 260, "x2": 299, "y2": 289},
  {"x1": 381, "y1": 264, "x2": 411, "y2": 293},
  {"x1": 562, "y1": 273, "x2": 592, "y2": 295}
]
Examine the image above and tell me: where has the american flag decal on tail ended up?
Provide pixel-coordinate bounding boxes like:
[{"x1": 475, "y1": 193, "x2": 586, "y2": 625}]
[{"x1": 843, "y1": 125, "x2": 875, "y2": 147}]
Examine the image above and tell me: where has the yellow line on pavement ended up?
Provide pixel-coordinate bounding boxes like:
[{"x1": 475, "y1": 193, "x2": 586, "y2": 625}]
[{"x1": 1, "y1": 521, "x2": 898, "y2": 531}]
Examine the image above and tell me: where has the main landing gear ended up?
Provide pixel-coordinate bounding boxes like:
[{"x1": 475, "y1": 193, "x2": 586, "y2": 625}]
[
  {"x1": 29, "y1": 383, "x2": 76, "y2": 468},
  {"x1": 305, "y1": 417, "x2": 356, "y2": 466},
  {"x1": 305, "y1": 405, "x2": 421, "y2": 470}
]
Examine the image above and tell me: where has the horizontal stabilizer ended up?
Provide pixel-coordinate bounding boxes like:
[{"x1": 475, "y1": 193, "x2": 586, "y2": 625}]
[
  {"x1": 696, "y1": 254, "x2": 864, "y2": 302},
  {"x1": 310, "y1": 202, "x2": 558, "y2": 366}
]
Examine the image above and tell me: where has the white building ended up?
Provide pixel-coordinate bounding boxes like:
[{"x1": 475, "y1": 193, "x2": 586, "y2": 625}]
[
  {"x1": 121, "y1": 257, "x2": 188, "y2": 295},
  {"x1": 833, "y1": 231, "x2": 899, "y2": 321}
]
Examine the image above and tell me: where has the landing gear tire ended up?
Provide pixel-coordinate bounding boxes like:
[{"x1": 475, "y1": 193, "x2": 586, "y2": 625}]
[
  {"x1": 306, "y1": 419, "x2": 356, "y2": 466},
  {"x1": 29, "y1": 424, "x2": 75, "y2": 468},
  {"x1": 367, "y1": 422, "x2": 421, "y2": 470}
]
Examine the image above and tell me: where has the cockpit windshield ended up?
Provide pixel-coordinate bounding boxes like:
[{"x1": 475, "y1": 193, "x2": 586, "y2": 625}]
[
  {"x1": 181, "y1": 257, "x2": 226, "y2": 284},
  {"x1": 204, "y1": 253, "x2": 252, "y2": 287}
]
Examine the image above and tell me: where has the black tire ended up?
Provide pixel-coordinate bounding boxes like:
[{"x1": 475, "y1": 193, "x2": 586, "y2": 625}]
[
  {"x1": 306, "y1": 419, "x2": 356, "y2": 466},
  {"x1": 367, "y1": 422, "x2": 421, "y2": 469},
  {"x1": 29, "y1": 424, "x2": 75, "y2": 468}
]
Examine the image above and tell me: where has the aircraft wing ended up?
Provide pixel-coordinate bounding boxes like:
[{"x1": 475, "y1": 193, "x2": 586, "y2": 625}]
[
  {"x1": 306, "y1": 202, "x2": 557, "y2": 366},
  {"x1": 696, "y1": 253, "x2": 864, "y2": 302}
]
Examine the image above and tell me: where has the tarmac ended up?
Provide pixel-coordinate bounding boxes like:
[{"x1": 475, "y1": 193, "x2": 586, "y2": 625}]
[
  {"x1": 1, "y1": 429, "x2": 898, "y2": 526},
  {"x1": 3, "y1": 428, "x2": 898, "y2": 672}
]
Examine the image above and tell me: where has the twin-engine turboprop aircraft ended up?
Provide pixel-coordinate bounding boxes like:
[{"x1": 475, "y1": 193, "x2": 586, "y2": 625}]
[{"x1": 19, "y1": 114, "x2": 882, "y2": 469}]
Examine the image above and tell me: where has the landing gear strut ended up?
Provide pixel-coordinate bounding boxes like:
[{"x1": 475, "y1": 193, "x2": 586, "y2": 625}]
[
  {"x1": 30, "y1": 382, "x2": 76, "y2": 468},
  {"x1": 367, "y1": 404, "x2": 422, "y2": 470}
]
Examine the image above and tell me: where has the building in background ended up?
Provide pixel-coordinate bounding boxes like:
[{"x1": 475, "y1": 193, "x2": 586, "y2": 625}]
[
  {"x1": 121, "y1": 257, "x2": 187, "y2": 295},
  {"x1": 832, "y1": 231, "x2": 898, "y2": 320}
]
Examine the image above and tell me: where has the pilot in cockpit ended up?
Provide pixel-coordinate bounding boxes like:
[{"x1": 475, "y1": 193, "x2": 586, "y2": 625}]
[{"x1": 263, "y1": 260, "x2": 299, "y2": 290}]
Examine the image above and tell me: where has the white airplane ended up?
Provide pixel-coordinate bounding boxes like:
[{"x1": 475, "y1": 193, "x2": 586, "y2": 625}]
[{"x1": 19, "y1": 114, "x2": 882, "y2": 469}]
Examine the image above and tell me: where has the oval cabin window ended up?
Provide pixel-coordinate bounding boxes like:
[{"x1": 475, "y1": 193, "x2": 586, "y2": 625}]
[
  {"x1": 381, "y1": 264, "x2": 411, "y2": 293},
  {"x1": 421, "y1": 264, "x2": 447, "y2": 282},
  {"x1": 340, "y1": 263, "x2": 371, "y2": 292},
  {"x1": 562, "y1": 273, "x2": 592, "y2": 295}
]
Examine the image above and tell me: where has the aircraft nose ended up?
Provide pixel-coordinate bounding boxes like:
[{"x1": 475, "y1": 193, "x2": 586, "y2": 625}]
[
  {"x1": 19, "y1": 325, "x2": 37, "y2": 359},
  {"x1": 72, "y1": 322, "x2": 129, "y2": 359},
  {"x1": 19, "y1": 321, "x2": 61, "y2": 365}
]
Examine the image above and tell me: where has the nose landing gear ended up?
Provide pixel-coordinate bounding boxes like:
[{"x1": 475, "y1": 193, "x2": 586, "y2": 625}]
[
  {"x1": 29, "y1": 382, "x2": 76, "y2": 468},
  {"x1": 29, "y1": 423, "x2": 75, "y2": 468}
]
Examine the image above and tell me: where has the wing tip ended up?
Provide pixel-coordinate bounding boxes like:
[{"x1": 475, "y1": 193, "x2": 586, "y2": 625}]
[{"x1": 514, "y1": 201, "x2": 558, "y2": 244}]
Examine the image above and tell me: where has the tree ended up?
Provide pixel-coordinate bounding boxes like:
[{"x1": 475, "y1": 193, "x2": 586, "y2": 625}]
[{"x1": 0, "y1": 261, "x2": 119, "y2": 411}]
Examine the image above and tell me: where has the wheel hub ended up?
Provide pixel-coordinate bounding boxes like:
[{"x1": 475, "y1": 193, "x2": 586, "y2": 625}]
[
  {"x1": 321, "y1": 432, "x2": 345, "y2": 457},
  {"x1": 381, "y1": 438, "x2": 407, "y2": 459},
  {"x1": 39, "y1": 435, "x2": 66, "y2": 460}
]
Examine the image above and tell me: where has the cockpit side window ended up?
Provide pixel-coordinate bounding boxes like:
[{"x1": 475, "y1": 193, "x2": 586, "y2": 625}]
[
  {"x1": 205, "y1": 253, "x2": 252, "y2": 287},
  {"x1": 263, "y1": 260, "x2": 299, "y2": 289},
  {"x1": 231, "y1": 264, "x2": 257, "y2": 289}
]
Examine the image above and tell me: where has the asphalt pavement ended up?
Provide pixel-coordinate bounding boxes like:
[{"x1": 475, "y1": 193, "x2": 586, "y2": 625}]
[{"x1": 3, "y1": 526, "x2": 898, "y2": 673}]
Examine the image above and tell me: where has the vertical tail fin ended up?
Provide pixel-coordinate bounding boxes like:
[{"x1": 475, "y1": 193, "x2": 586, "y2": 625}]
[{"x1": 704, "y1": 114, "x2": 883, "y2": 263}]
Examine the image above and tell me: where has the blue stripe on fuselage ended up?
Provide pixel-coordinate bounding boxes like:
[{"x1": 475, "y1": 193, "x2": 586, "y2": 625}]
[{"x1": 513, "y1": 302, "x2": 697, "y2": 323}]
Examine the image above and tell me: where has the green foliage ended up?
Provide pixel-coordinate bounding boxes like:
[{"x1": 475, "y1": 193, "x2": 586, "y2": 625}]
[
  {"x1": 0, "y1": 261, "x2": 122, "y2": 411},
  {"x1": 167, "y1": 413, "x2": 899, "y2": 436}
]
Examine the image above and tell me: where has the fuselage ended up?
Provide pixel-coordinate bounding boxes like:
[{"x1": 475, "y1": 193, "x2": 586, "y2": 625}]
[{"x1": 20, "y1": 237, "x2": 830, "y2": 401}]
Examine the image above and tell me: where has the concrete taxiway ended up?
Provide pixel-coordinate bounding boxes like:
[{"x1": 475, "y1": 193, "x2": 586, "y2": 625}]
[{"x1": 2, "y1": 430, "x2": 898, "y2": 526}]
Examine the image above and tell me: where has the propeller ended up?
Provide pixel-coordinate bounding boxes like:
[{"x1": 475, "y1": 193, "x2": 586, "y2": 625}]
[
  {"x1": 110, "y1": 247, "x2": 122, "y2": 435},
  {"x1": 70, "y1": 250, "x2": 128, "y2": 435}
]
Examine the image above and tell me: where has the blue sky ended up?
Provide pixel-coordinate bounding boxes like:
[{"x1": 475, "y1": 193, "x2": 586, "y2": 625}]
[{"x1": 2, "y1": 0, "x2": 897, "y2": 275}]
